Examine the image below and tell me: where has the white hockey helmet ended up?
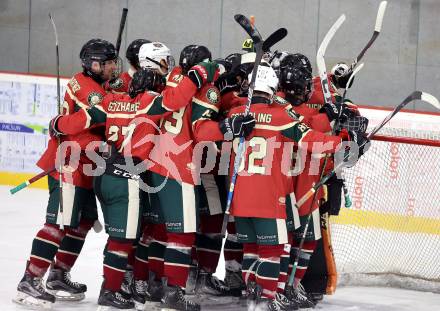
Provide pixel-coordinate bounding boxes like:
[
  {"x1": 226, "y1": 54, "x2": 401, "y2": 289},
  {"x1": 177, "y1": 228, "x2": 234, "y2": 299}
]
[
  {"x1": 249, "y1": 62, "x2": 279, "y2": 97},
  {"x1": 138, "y1": 42, "x2": 175, "y2": 74}
]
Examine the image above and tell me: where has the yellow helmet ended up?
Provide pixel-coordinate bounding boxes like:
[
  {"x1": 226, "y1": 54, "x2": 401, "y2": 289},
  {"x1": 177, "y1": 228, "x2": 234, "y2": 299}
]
[{"x1": 242, "y1": 38, "x2": 255, "y2": 52}]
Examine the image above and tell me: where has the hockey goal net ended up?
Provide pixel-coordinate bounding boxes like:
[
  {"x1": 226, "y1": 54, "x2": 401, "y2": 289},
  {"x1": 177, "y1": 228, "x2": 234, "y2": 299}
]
[{"x1": 330, "y1": 106, "x2": 440, "y2": 293}]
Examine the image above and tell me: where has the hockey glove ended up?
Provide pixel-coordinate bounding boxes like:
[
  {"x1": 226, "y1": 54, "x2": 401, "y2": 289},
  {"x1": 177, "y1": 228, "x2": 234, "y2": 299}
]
[
  {"x1": 331, "y1": 65, "x2": 354, "y2": 89},
  {"x1": 48, "y1": 115, "x2": 64, "y2": 138},
  {"x1": 219, "y1": 114, "x2": 256, "y2": 141},
  {"x1": 129, "y1": 68, "x2": 162, "y2": 98},
  {"x1": 187, "y1": 62, "x2": 219, "y2": 89},
  {"x1": 341, "y1": 130, "x2": 370, "y2": 167},
  {"x1": 320, "y1": 101, "x2": 345, "y2": 123},
  {"x1": 349, "y1": 130, "x2": 370, "y2": 158},
  {"x1": 215, "y1": 71, "x2": 240, "y2": 95}
]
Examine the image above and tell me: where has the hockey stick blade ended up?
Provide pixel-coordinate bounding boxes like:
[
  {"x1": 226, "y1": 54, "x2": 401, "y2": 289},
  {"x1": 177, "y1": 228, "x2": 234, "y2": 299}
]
[
  {"x1": 234, "y1": 14, "x2": 262, "y2": 43},
  {"x1": 354, "y1": 1, "x2": 387, "y2": 65},
  {"x1": 368, "y1": 91, "x2": 440, "y2": 139},
  {"x1": 317, "y1": 14, "x2": 346, "y2": 106},
  {"x1": 48, "y1": 14, "x2": 59, "y2": 46},
  {"x1": 262, "y1": 28, "x2": 288, "y2": 52},
  {"x1": 317, "y1": 14, "x2": 346, "y2": 60},
  {"x1": 421, "y1": 92, "x2": 440, "y2": 110},
  {"x1": 375, "y1": 1, "x2": 388, "y2": 32}
]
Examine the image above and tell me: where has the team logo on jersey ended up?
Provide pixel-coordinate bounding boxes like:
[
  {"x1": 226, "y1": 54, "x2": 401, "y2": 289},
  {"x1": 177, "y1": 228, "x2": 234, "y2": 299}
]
[
  {"x1": 109, "y1": 77, "x2": 123, "y2": 90},
  {"x1": 206, "y1": 88, "x2": 220, "y2": 104},
  {"x1": 172, "y1": 74, "x2": 184, "y2": 84},
  {"x1": 87, "y1": 92, "x2": 103, "y2": 106},
  {"x1": 273, "y1": 95, "x2": 289, "y2": 106}
]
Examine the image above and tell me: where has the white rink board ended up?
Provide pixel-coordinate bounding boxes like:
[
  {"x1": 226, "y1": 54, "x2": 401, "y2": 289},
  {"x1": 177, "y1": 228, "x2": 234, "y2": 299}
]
[{"x1": 0, "y1": 73, "x2": 68, "y2": 174}]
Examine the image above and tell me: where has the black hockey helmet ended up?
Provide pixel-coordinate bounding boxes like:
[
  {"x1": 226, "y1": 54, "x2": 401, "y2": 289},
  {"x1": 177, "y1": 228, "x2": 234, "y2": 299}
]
[
  {"x1": 280, "y1": 53, "x2": 312, "y2": 74},
  {"x1": 179, "y1": 45, "x2": 212, "y2": 74},
  {"x1": 280, "y1": 65, "x2": 312, "y2": 104},
  {"x1": 80, "y1": 38, "x2": 117, "y2": 69},
  {"x1": 126, "y1": 39, "x2": 151, "y2": 69},
  {"x1": 225, "y1": 52, "x2": 242, "y2": 71}
]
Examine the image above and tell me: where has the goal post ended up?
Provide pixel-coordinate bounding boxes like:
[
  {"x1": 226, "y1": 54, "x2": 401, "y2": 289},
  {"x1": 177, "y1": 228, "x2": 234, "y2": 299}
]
[{"x1": 330, "y1": 106, "x2": 440, "y2": 293}]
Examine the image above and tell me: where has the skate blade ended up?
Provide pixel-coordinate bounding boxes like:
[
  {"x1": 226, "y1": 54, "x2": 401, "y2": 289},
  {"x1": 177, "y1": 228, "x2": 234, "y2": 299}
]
[
  {"x1": 47, "y1": 289, "x2": 85, "y2": 301},
  {"x1": 196, "y1": 294, "x2": 237, "y2": 305},
  {"x1": 13, "y1": 291, "x2": 53, "y2": 310},
  {"x1": 134, "y1": 300, "x2": 161, "y2": 311}
]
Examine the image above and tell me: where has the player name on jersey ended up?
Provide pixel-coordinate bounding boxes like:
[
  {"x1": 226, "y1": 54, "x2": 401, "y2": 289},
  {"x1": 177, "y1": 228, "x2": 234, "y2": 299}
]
[
  {"x1": 107, "y1": 101, "x2": 140, "y2": 112},
  {"x1": 231, "y1": 112, "x2": 272, "y2": 124}
]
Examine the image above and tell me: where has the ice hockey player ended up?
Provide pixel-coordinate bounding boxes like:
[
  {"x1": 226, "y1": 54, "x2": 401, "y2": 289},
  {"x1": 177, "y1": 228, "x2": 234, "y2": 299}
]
[
  {"x1": 128, "y1": 41, "x2": 188, "y2": 309},
  {"x1": 226, "y1": 62, "x2": 358, "y2": 311},
  {"x1": 114, "y1": 40, "x2": 173, "y2": 304},
  {"x1": 13, "y1": 39, "x2": 118, "y2": 309},
  {"x1": 182, "y1": 52, "x2": 258, "y2": 297},
  {"x1": 106, "y1": 38, "x2": 151, "y2": 94}
]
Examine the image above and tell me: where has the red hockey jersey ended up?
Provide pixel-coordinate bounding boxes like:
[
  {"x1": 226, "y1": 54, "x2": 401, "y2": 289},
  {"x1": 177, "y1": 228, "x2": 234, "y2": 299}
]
[
  {"x1": 149, "y1": 66, "x2": 220, "y2": 185},
  {"x1": 227, "y1": 100, "x2": 341, "y2": 219},
  {"x1": 37, "y1": 72, "x2": 107, "y2": 188}
]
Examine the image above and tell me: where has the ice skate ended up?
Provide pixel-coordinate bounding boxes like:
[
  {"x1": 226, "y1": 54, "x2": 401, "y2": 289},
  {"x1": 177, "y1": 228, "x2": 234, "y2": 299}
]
[
  {"x1": 185, "y1": 265, "x2": 198, "y2": 296},
  {"x1": 97, "y1": 287, "x2": 135, "y2": 310},
  {"x1": 147, "y1": 276, "x2": 165, "y2": 302},
  {"x1": 284, "y1": 285, "x2": 315, "y2": 309},
  {"x1": 224, "y1": 268, "x2": 245, "y2": 297},
  {"x1": 195, "y1": 270, "x2": 230, "y2": 296},
  {"x1": 45, "y1": 267, "x2": 86, "y2": 301},
  {"x1": 131, "y1": 279, "x2": 147, "y2": 310},
  {"x1": 161, "y1": 285, "x2": 200, "y2": 311},
  {"x1": 13, "y1": 271, "x2": 55, "y2": 309},
  {"x1": 275, "y1": 292, "x2": 298, "y2": 310},
  {"x1": 254, "y1": 295, "x2": 289, "y2": 311},
  {"x1": 120, "y1": 269, "x2": 134, "y2": 299}
]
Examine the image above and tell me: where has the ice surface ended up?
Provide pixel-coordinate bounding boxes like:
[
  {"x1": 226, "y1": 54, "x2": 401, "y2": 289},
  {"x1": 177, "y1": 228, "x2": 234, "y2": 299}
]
[{"x1": 1, "y1": 186, "x2": 439, "y2": 310}]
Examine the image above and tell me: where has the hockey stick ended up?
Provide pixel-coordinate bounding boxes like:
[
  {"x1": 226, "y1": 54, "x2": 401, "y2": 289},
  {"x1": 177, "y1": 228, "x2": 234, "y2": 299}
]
[
  {"x1": 234, "y1": 14, "x2": 263, "y2": 44},
  {"x1": 49, "y1": 13, "x2": 64, "y2": 230},
  {"x1": 221, "y1": 23, "x2": 288, "y2": 237},
  {"x1": 325, "y1": 64, "x2": 364, "y2": 210},
  {"x1": 115, "y1": 8, "x2": 128, "y2": 57},
  {"x1": 317, "y1": 14, "x2": 346, "y2": 107},
  {"x1": 294, "y1": 91, "x2": 440, "y2": 210},
  {"x1": 286, "y1": 14, "x2": 346, "y2": 289},
  {"x1": 10, "y1": 168, "x2": 56, "y2": 195},
  {"x1": 351, "y1": 1, "x2": 387, "y2": 69}
]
